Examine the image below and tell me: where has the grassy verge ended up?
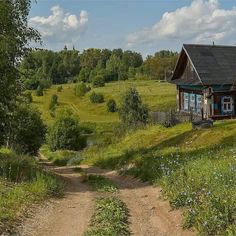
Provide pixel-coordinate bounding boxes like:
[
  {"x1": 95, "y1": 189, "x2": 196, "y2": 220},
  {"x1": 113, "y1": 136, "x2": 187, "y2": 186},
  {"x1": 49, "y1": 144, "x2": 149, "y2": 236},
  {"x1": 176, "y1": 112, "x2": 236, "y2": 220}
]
[
  {"x1": 84, "y1": 173, "x2": 130, "y2": 236},
  {"x1": 0, "y1": 148, "x2": 64, "y2": 233},
  {"x1": 40, "y1": 145, "x2": 82, "y2": 166},
  {"x1": 84, "y1": 196, "x2": 130, "y2": 236},
  {"x1": 84, "y1": 174, "x2": 118, "y2": 193},
  {"x1": 82, "y1": 120, "x2": 236, "y2": 235}
]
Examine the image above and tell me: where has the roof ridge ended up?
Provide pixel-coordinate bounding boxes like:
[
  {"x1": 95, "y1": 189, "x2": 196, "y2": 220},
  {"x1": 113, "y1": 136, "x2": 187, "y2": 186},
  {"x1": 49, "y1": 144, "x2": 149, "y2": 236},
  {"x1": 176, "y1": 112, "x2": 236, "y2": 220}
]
[{"x1": 183, "y1": 43, "x2": 236, "y2": 48}]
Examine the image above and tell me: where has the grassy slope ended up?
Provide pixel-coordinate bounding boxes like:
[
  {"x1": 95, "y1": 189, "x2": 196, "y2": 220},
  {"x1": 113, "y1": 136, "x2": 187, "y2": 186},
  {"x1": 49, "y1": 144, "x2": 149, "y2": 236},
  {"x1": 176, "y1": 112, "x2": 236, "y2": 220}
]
[
  {"x1": 0, "y1": 148, "x2": 64, "y2": 233},
  {"x1": 82, "y1": 121, "x2": 236, "y2": 235},
  {"x1": 32, "y1": 80, "x2": 176, "y2": 125}
]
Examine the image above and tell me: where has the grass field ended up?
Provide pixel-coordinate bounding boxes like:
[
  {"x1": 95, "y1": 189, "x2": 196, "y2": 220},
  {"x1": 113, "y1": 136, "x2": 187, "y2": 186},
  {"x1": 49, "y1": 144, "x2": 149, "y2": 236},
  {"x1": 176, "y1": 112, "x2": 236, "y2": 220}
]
[
  {"x1": 0, "y1": 148, "x2": 64, "y2": 233},
  {"x1": 32, "y1": 80, "x2": 176, "y2": 125},
  {"x1": 82, "y1": 120, "x2": 236, "y2": 235},
  {"x1": 32, "y1": 78, "x2": 236, "y2": 234}
]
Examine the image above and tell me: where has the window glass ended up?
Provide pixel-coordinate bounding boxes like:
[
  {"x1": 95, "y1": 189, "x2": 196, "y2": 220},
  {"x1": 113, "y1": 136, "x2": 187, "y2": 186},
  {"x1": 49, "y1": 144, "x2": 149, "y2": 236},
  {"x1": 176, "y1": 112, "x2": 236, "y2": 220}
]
[
  {"x1": 221, "y1": 96, "x2": 233, "y2": 114},
  {"x1": 184, "y1": 93, "x2": 189, "y2": 111}
]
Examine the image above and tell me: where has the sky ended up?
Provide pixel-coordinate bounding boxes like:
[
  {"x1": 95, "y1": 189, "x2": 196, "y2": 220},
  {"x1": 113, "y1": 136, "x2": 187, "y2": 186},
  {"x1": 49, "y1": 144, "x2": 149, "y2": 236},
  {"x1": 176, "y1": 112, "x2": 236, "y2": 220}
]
[{"x1": 29, "y1": 0, "x2": 236, "y2": 55}]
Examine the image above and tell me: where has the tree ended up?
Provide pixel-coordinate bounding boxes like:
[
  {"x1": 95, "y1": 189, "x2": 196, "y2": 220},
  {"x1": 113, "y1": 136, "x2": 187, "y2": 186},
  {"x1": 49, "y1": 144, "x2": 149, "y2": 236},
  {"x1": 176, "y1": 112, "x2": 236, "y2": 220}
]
[
  {"x1": 47, "y1": 110, "x2": 86, "y2": 151},
  {"x1": 90, "y1": 92, "x2": 104, "y2": 103},
  {"x1": 49, "y1": 94, "x2": 58, "y2": 110},
  {"x1": 23, "y1": 91, "x2": 33, "y2": 103},
  {"x1": 0, "y1": 0, "x2": 40, "y2": 143},
  {"x1": 75, "y1": 82, "x2": 91, "y2": 97},
  {"x1": 119, "y1": 88, "x2": 149, "y2": 128},
  {"x1": 107, "y1": 99, "x2": 117, "y2": 112},
  {"x1": 142, "y1": 50, "x2": 178, "y2": 80},
  {"x1": 92, "y1": 75, "x2": 105, "y2": 87},
  {"x1": 7, "y1": 105, "x2": 46, "y2": 155},
  {"x1": 77, "y1": 67, "x2": 91, "y2": 82},
  {"x1": 36, "y1": 85, "x2": 44, "y2": 96}
]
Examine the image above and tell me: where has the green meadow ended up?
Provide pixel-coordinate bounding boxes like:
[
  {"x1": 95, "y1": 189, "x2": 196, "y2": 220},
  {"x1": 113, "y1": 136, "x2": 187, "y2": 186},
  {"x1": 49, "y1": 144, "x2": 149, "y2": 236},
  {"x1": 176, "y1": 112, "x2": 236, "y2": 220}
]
[
  {"x1": 32, "y1": 80, "x2": 176, "y2": 125},
  {"x1": 32, "y1": 79, "x2": 236, "y2": 235}
]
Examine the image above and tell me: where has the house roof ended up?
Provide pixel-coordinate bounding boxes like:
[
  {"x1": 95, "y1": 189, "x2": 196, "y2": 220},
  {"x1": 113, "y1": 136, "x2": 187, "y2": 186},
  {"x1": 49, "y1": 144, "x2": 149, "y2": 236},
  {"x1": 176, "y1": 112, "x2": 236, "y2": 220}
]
[{"x1": 171, "y1": 44, "x2": 236, "y2": 86}]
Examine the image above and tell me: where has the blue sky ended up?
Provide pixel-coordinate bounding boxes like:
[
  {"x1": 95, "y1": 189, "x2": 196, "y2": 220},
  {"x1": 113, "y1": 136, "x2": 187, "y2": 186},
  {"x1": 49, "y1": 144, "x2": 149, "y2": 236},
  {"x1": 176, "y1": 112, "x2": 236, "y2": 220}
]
[{"x1": 29, "y1": 0, "x2": 236, "y2": 55}]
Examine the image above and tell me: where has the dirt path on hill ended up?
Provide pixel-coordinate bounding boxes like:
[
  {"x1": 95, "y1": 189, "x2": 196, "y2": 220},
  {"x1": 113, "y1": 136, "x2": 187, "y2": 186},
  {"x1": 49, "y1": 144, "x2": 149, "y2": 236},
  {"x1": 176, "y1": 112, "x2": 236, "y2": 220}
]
[
  {"x1": 80, "y1": 165, "x2": 195, "y2": 236},
  {"x1": 18, "y1": 162, "x2": 195, "y2": 236},
  {"x1": 18, "y1": 162, "x2": 95, "y2": 236}
]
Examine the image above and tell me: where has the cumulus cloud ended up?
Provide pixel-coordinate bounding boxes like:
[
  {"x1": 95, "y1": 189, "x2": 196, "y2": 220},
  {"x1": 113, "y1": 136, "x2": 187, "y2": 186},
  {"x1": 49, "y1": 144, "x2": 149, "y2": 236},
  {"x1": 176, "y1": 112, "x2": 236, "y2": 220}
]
[
  {"x1": 30, "y1": 5, "x2": 88, "y2": 49},
  {"x1": 127, "y1": 0, "x2": 236, "y2": 48}
]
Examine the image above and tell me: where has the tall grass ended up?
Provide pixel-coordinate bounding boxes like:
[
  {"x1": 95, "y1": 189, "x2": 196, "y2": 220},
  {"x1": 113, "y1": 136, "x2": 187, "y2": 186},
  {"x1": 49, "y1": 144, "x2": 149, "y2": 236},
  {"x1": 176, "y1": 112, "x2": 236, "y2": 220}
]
[
  {"x1": 82, "y1": 120, "x2": 236, "y2": 235},
  {"x1": 0, "y1": 149, "x2": 64, "y2": 233}
]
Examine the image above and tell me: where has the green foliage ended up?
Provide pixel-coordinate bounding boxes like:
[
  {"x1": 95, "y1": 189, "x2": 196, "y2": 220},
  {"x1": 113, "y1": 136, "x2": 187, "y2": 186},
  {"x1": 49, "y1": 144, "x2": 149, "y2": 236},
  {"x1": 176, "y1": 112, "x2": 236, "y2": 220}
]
[
  {"x1": 85, "y1": 175, "x2": 118, "y2": 193},
  {"x1": 32, "y1": 81, "x2": 175, "y2": 124},
  {"x1": 75, "y1": 82, "x2": 91, "y2": 97},
  {"x1": 6, "y1": 105, "x2": 46, "y2": 155},
  {"x1": 77, "y1": 67, "x2": 91, "y2": 82},
  {"x1": 0, "y1": 149, "x2": 64, "y2": 232},
  {"x1": 90, "y1": 92, "x2": 104, "y2": 104},
  {"x1": 21, "y1": 48, "x2": 80, "y2": 87},
  {"x1": 57, "y1": 85, "x2": 63, "y2": 92},
  {"x1": 119, "y1": 87, "x2": 149, "y2": 128},
  {"x1": 23, "y1": 91, "x2": 33, "y2": 103},
  {"x1": 142, "y1": 50, "x2": 178, "y2": 80},
  {"x1": 83, "y1": 121, "x2": 236, "y2": 235},
  {"x1": 84, "y1": 196, "x2": 130, "y2": 236},
  {"x1": 92, "y1": 75, "x2": 105, "y2": 88},
  {"x1": 0, "y1": 0, "x2": 40, "y2": 145},
  {"x1": 40, "y1": 145, "x2": 82, "y2": 166},
  {"x1": 49, "y1": 94, "x2": 58, "y2": 110},
  {"x1": 36, "y1": 85, "x2": 44, "y2": 96},
  {"x1": 107, "y1": 99, "x2": 117, "y2": 112},
  {"x1": 47, "y1": 110, "x2": 87, "y2": 151}
]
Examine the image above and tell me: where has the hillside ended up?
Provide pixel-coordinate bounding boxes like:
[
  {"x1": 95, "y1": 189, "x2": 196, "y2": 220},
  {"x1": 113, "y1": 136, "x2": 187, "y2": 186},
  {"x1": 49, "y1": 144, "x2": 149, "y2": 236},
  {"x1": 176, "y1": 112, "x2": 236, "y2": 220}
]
[
  {"x1": 82, "y1": 120, "x2": 236, "y2": 235},
  {"x1": 30, "y1": 78, "x2": 236, "y2": 235},
  {"x1": 32, "y1": 80, "x2": 176, "y2": 125}
]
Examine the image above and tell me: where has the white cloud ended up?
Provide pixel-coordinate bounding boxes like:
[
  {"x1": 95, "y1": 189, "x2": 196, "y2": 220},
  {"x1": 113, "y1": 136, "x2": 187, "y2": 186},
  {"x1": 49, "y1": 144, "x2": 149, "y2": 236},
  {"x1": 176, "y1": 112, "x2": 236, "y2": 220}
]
[
  {"x1": 127, "y1": 0, "x2": 236, "y2": 48},
  {"x1": 30, "y1": 5, "x2": 88, "y2": 49}
]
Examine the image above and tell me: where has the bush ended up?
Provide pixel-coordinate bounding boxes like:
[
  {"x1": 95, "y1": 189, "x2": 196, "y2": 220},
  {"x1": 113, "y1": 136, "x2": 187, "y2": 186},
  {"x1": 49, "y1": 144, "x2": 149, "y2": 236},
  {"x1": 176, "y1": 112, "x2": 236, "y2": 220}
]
[
  {"x1": 90, "y1": 92, "x2": 104, "y2": 104},
  {"x1": 36, "y1": 85, "x2": 43, "y2": 96},
  {"x1": 75, "y1": 82, "x2": 91, "y2": 97},
  {"x1": 49, "y1": 94, "x2": 58, "y2": 110},
  {"x1": 23, "y1": 91, "x2": 33, "y2": 103},
  {"x1": 47, "y1": 110, "x2": 87, "y2": 151},
  {"x1": 57, "y1": 86, "x2": 63, "y2": 92},
  {"x1": 119, "y1": 87, "x2": 149, "y2": 128},
  {"x1": 107, "y1": 99, "x2": 117, "y2": 112},
  {"x1": 7, "y1": 106, "x2": 46, "y2": 155},
  {"x1": 92, "y1": 75, "x2": 105, "y2": 88}
]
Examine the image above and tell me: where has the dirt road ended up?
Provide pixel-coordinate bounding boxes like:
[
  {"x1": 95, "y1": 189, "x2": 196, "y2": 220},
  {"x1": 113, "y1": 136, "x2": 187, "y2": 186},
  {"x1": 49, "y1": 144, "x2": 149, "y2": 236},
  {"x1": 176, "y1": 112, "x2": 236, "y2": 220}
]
[
  {"x1": 19, "y1": 164, "x2": 95, "y2": 236},
  {"x1": 19, "y1": 163, "x2": 195, "y2": 236},
  {"x1": 81, "y1": 165, "x2": 194, "y2": 236}
]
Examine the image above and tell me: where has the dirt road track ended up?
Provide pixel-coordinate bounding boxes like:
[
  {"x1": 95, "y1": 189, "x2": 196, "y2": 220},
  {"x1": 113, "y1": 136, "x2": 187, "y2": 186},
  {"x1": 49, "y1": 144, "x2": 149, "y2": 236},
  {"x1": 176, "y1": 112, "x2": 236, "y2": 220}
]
[
  {"x1": 81, "y1": 165, "x2": 195, "y2": 236},
  {"x1": 19, "y1": 164, "x2": 94, "y2": 236},
  {"x1": 18, "y1": 163, "x2": 195, "y2": 236}
]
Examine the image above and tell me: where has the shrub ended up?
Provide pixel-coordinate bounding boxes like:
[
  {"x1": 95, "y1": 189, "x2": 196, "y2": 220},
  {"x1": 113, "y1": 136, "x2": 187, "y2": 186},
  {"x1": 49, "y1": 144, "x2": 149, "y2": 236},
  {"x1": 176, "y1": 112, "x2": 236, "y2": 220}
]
[
  {"x1": 49, "y1": 94, "x2": 58, "y2": 110},
  {"x1": 75, "y1": 82, "x2": 91, "y2": 97},
  {"x1": 90, "y1": 92, "x2": 104, "y2": 104},
  {"x1": 107, "y1": 99, "x2": 117, "y2": 112},
  {"x1": 92, "y1": 75, "x2": 105, "y2": 88},
  {"x1": 7, "y1": 106, "x2": 46, "y2": 155},
  {"x1": 36, "y1": 85, "x2": 43, "y2": 96},
  {"x1": 23, "y1": 91, "x2": 33, "y2": 103},
  {"x1": 119, "y1": 87, "x2": 149, "y2": 128},
  {"x1": 57, "y1": 86, "x2": 63, "y2": 92},
  {"x1": 47, "y1": 110, "x2": 87, "y2": 151}
]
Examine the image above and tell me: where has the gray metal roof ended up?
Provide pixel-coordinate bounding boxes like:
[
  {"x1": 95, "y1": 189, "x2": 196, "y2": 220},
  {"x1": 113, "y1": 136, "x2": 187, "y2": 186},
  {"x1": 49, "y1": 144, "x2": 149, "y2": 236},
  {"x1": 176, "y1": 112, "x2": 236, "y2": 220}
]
[{"x1": 183, "y1": 44, "x2": 236, "y2": 85}]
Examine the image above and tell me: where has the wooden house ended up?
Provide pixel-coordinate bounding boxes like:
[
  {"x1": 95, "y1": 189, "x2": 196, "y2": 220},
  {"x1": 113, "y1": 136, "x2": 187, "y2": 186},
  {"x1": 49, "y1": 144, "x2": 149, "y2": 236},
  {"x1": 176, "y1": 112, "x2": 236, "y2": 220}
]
[{"x1": 170, "y1": 44, "x2": 236, "y2": 120}]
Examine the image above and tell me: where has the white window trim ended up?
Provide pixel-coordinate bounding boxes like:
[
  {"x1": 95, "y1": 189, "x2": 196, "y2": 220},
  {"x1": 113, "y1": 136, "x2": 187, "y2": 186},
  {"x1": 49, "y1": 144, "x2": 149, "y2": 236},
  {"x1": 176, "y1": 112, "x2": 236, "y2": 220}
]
[{"x1": 222, "y1": 96, "x2": 233, "y2": 112}]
